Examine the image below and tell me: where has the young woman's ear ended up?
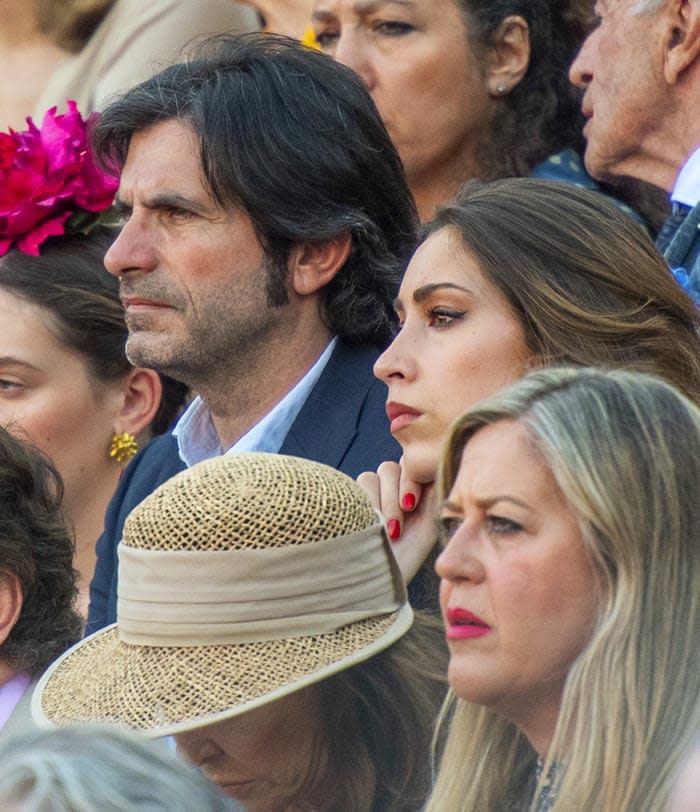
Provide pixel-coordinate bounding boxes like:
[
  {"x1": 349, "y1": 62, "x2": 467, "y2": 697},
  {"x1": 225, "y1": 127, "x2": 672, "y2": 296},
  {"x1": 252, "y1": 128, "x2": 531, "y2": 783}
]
[{"x1": 114, "y1": 368, "x2": 163, "y2": 439}]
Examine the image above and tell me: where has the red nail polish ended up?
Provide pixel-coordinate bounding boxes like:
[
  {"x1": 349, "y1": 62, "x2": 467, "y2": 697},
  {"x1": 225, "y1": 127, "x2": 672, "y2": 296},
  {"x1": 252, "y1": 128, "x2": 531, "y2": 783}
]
[
  {"x1": 401, "y1": 493, "x2": 416, "y2": 511},
  {"x1": 387, "y1": 518, "x2": 401, "y2": 541}
]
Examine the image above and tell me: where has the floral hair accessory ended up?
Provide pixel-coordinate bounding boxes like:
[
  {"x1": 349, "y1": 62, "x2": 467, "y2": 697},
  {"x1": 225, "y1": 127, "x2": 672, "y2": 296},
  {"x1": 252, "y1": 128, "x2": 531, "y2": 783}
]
[{"x1": 0, "y1": 100, "x2": 119, "y2": 257}]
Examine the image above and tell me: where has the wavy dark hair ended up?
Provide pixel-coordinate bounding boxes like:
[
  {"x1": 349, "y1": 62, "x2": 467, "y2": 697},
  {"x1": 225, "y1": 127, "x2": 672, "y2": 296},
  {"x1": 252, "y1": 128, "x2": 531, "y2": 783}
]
[
  {"x1": 0, "y1": 428, "x2": 81, "y2": 676},
  {"x1": 461, "y1": 0, "x2": 588, "y2": 178},
  {"x1": 0, "y1": 227, "x2": 187, "y2": 435},
  {"x1": 92, "y1": 33, "x2": 418, "y2": 347}
]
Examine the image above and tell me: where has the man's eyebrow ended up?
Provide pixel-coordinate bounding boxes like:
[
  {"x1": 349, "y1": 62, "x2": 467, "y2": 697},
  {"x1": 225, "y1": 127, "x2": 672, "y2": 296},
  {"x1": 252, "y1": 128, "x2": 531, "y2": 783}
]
[{"x1": 114, "y1": 192, "x2": 211, "y2": 215}]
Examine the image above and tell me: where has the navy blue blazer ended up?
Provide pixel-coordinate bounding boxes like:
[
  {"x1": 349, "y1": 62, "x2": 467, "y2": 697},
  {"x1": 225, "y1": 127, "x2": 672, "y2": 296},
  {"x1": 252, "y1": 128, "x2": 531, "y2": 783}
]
[{"x1": 86, "y1": 340, "x2": 401, "y2": 634}]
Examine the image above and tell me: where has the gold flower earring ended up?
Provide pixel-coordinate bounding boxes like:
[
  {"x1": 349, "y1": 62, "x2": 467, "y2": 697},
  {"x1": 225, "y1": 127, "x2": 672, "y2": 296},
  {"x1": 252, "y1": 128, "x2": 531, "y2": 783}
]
[{"x1": 110, "y1": 432, "x2": 138, "y2": 464}]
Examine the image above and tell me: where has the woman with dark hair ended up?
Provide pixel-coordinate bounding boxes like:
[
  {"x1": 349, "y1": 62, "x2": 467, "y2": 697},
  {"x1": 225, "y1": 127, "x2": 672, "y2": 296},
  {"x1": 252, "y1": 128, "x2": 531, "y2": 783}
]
[
  {"x1": 0, "y1": 228, "x2": 187, "y2": 614},
  {"x1": 0, "y1": 426, "x2": 81, "y2": 743},
  {"x1": 359, "y1": 178, "x2": 700, "y2": 593},
  {"x1": 312, "y1": 0, "x2": 664, "y2": 225}
]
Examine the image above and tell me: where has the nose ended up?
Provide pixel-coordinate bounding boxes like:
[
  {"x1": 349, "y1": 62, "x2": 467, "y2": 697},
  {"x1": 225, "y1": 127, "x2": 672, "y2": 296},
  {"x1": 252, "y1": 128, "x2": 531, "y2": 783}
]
[
  {"x1": 104, "y1": 215, "x2": 158, "y2": 279},
  {"x1": 333, "y1": 29, "x2": 375, "y2": 90},
  {"x1": 435, "y1": 519, "x2": 486, "y2": 584},
  {"x1": 569, "y1": 30, "x2": 595, "y2": 89},
  {"x1": 373, "y1": 327, "x2": 417, "y2": 385}
]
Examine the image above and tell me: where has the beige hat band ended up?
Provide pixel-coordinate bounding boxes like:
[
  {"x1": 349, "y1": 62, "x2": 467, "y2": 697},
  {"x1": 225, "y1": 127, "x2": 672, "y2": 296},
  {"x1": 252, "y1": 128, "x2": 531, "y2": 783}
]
[{"x1": 117, "y1": 523, "x2": 403, "y2": 646}]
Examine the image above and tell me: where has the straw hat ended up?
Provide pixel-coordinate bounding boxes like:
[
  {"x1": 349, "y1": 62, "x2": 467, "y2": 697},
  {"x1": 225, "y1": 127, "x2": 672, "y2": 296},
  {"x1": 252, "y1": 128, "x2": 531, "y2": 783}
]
[{"x1": 33, "y1": 453, "x2": 412, "y2": 737}]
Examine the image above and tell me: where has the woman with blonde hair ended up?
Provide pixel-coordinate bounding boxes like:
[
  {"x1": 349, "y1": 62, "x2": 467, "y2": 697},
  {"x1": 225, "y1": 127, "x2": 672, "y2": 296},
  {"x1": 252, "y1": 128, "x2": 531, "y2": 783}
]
[{"x1": 431, "y1": 366, "x2": 700, "y2": 810}]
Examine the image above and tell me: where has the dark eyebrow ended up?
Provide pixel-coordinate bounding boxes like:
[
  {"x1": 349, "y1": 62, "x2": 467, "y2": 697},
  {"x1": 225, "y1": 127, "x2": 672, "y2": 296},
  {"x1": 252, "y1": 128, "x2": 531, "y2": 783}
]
[
  {"x1": 114, "y1": 191, "x2": 211, "y2": 216},
  {"x1": 0, "y1": 357, "x2": 39, "y2": 372},
  {"x1": 392, "y1": 282, "x2": 473, "y2": 314},
  {"x1": 313, "y1": 0, "x2": 413, "y2": 16},
  {"x1": 414, "y1": 282, "x2": 473, "y2": 303}
]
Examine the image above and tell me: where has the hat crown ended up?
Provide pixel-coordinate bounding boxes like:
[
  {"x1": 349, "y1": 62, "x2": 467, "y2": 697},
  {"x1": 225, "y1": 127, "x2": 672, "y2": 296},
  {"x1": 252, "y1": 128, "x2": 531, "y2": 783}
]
[{"x1": 122, "y1": 452, "x2": 377, "y2": 553}]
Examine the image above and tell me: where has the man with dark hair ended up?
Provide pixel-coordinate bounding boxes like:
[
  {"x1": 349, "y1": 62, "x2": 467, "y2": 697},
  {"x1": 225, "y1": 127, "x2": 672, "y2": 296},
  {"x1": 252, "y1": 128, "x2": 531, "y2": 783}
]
[
  {"x1": 0, "y1": 427, "x2": 81, "y2": 742},
  {"x1": 87, "y1": 33, "x2": 417, "y2": 631}
]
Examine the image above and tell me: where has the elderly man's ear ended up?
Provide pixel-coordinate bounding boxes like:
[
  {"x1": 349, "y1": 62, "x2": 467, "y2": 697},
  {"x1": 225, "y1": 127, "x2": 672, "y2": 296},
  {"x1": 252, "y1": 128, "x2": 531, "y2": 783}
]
[
  {"x1": 288, "y1": 232, "x2": 352, "y2": 296},
  {"x1": 664, "y1": 0, "x2": 700, "y2": 83},
  {"x1": 0, "y1": 573, "x2": 22, "y2": 647}
]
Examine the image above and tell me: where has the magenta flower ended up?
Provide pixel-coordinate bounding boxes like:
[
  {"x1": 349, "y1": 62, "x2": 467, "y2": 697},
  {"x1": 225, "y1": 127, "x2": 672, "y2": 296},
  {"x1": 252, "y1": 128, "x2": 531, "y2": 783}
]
[{"x1": 0, "y1": 101, "x2": 119, "y2": 257}]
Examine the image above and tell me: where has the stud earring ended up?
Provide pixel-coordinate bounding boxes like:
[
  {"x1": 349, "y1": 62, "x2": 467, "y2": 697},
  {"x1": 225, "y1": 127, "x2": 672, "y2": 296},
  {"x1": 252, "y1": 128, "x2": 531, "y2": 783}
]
[
  {"x1": 110, "y1": 431, "x2": 138, "y2": 464},
  {"x1": 496, "y1": 83, "x2": 507, "y2": 95}
]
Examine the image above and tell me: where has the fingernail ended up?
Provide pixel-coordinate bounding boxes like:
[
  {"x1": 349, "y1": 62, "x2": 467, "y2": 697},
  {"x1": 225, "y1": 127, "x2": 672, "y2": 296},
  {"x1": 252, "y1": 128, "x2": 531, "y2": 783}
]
[
  {"x1": 387, "y1": 518, "x2": 401, "y2": 541},
  {"x1": 401, "y1": 493, "x2": 416, "y2": 511}
]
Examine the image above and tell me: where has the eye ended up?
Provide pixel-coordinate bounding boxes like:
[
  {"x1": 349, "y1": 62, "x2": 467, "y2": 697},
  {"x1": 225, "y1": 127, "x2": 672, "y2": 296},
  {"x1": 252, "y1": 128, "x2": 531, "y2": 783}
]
[
  {"x1": 427, "y1": 307, "x2": 465, "y2": 329},
  {"x1": 373, "y1": 20, "x2": 415, "y2": 36},
  {"x1": 314, "y1": 29, "x2": 340, "y2": 49},
  {"x1": 113, "y1": 202, "x2": 132, "y2": 225},
  {"x1": 0, "y1": 378, "x2": 23, "y2": 394},
  {"x1": 164, "y1": 206, "x2": 195, "y2": 221},
  {"x1": 437, "y1": 516, "x2": 462, "y2": 547},
  {"x1": 485, "y1": 515, "x2": 523, "y2": 536}
]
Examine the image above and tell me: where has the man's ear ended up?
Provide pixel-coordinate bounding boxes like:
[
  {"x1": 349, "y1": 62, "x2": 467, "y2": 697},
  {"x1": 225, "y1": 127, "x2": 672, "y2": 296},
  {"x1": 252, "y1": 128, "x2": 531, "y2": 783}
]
[
  {"x1": 114, "y1": 368, "x2": 163, "y2": 439},
  {"x1": 0, "y1": 573, "x2": 22, "y2": 647},
  {"x1": 485, "y1": 15, "x2": 530, "y2": 98},
  {"x1": 665, "y1": 0, "x2": 700, "y2": 83},
  {"x1": 288, "y1": 232, "x2": 352, "y2": 296}
]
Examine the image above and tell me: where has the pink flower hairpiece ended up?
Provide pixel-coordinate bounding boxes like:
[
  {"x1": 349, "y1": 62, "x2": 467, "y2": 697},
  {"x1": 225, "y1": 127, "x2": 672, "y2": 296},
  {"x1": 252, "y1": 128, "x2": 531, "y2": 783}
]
[{"x1": 0, "y1": 100, "x2": 119, "y2": 257}]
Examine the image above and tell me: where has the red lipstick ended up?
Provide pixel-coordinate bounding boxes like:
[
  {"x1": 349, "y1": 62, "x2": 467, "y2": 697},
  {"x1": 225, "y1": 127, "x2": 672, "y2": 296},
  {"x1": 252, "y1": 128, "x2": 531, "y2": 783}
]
[
  {"x1": 445, "y1": 607, "x2": 491, "y2": 640},
  {"x1": 385, "y1": 401, "x2": 421, "y2": 434}
]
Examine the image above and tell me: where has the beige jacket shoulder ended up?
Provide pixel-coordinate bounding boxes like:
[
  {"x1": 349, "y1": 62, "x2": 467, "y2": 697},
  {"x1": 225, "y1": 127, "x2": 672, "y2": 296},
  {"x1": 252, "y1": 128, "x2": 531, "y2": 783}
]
[{"x1": 35, "y1": 0, "x2": 259, "y2": 115}]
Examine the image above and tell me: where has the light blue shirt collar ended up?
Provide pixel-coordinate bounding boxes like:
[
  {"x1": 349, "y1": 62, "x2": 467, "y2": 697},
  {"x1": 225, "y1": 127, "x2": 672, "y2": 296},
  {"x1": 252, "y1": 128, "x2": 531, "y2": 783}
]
[{"x1": 173, "y1": 338, "x2": 337, "y2": 467}]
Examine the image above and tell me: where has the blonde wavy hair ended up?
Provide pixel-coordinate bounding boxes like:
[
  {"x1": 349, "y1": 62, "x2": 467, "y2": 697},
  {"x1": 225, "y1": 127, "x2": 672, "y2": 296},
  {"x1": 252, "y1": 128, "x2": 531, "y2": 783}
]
[{"x1": 428, "y1": 367, "x2": 700, "y2": 811}]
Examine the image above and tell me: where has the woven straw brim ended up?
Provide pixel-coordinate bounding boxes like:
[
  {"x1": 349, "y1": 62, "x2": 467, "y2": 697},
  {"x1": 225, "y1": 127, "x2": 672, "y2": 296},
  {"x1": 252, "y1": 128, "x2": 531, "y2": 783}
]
[{"x1": 33, "y1": 606, "x2": 413, "y2": 737}]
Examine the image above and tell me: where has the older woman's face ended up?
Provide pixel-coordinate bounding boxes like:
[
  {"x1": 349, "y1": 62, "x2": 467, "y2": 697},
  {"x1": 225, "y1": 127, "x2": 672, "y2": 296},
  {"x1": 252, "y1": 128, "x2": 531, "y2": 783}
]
[
  {"x1": 312, "y1": 0, "x2": 496, "y2": 189},
  {"x1": 175, "y1": 687, "x2": 323, "y2": 811},
  {"x1": 374, "y1": 228, "x2": 530, "y2": 483},
  {"x1": 0, "y1": 290, "x2": 123, "y2": 515},
  {"x1": 436, "y1": 420, "x2": 598, "y2": 751}
]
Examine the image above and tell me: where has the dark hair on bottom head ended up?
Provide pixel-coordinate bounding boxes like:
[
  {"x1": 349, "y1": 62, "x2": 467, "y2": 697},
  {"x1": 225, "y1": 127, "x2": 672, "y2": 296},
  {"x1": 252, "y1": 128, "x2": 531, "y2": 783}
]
[
  {"x1": 0, "y1": 428, "x2": 81, "y2": 676},
  {"x1": 92, "y1": 33, "x2": 419, "y2": 347}
]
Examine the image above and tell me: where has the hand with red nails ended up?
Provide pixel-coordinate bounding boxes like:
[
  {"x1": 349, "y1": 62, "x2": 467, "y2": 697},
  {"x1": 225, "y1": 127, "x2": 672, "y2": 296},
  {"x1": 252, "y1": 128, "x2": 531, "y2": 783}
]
[{"x1": 357, "y1": 460, "x2": 438, "y2": 584}]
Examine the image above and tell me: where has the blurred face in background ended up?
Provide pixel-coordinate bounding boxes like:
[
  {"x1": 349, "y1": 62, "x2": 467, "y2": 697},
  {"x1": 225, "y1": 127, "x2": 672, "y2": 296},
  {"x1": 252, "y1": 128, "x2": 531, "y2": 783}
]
[{"x1": 312, "y1": 0, "x2": 498, "y2": 199}]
